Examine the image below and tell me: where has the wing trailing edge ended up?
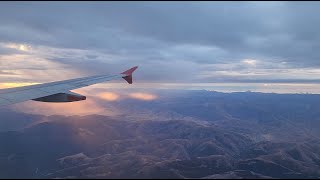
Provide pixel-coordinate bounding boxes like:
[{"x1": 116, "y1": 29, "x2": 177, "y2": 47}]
[{"x1": 33, "y1": 91, "x2": 86, "y2": 102}]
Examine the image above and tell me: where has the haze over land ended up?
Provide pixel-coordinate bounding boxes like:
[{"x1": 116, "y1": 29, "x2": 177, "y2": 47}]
[{"x1": 2, "y1": 89, "x2": 320, "y2": 178}]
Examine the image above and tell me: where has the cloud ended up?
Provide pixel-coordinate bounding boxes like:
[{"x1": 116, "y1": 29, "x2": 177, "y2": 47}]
[
  {"x1": 128, "y1": 92, "x2": 158, "y2": 101},
  {"x1": 4, "y1": 43, "x2": 31, "y2": 52},
  {"x1": 11, "y1": 99, "x2": 119, "y2": 116},
  {"x1": 78, "y1": 87, "x2": 158, "y2": 101},
  {"x1": 0, "y1": 44, "x2": 83, "y2": 83},
  {"x1": 242, "y1": 59, "x2": 258, "y2": 66},
  {"x1": 98, "y1": 92, "x2": 120, "y2": 101},
  {"x1": 1, "y1": 2, "x2": 320, "y2": 88}
]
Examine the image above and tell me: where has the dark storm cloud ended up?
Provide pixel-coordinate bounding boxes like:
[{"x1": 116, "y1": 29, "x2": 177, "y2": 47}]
[{"x1": 1, "y1": 2, "x2": 320, "y2": 83}]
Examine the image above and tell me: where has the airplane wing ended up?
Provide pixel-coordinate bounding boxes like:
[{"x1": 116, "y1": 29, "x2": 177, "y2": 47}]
[{"x1": 0, "y1": 66, "x2": 138, "y2": 107}]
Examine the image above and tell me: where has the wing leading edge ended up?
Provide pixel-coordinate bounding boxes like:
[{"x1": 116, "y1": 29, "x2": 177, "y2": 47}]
[{"x1": 0, "y1": 66, "x2": 138, "y2": 107}]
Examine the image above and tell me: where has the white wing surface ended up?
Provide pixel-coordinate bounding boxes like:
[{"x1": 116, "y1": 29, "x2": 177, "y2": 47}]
[{"x1": 0, "y1": 66, "x2": 138, "y2": 106}]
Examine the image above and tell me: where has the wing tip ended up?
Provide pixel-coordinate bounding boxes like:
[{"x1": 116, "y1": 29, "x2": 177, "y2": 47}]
[
  {"x1": 121, "y1": 66, "x2": 138, "y2": 84},
  {"x1": 121, "y1": 66, "x2": 138, "y2": 76}
]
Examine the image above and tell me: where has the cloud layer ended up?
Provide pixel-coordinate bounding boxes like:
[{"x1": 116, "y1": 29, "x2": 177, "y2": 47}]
[{"x1": 1, "y1": 2, "x2": 320, "y2": 86}]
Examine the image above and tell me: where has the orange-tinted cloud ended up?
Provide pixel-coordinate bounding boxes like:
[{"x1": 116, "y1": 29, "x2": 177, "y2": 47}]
[
  {"x1": 98, "y1": 92, "x2": 120, "y2": 101},
  {"x1": 128, "y1": 92, "x2": 158, "y2": 101},
  {"x1": 11, "y1": 99, "x2": 119, "y2": 116}
]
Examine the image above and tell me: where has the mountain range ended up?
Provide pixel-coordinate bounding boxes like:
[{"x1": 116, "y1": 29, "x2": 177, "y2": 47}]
[{"x1": 1, "y1": 90, "x2": 320, "y2": 178}]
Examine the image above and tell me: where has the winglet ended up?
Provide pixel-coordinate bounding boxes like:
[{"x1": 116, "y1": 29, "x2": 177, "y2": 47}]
[{"x1": 121, "y1": 66, "x2": 138, "y2": 84}]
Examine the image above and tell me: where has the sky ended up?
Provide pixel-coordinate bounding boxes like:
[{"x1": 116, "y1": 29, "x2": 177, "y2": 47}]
[{"x1": 1, "y1": 2, "x2": 320, "y2": 95}]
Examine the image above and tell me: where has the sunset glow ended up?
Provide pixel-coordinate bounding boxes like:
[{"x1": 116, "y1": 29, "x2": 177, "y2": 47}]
[
  {"x1": 98, "y1": 92, "x2": 120, "y2": 101},
  {"x1": 128, "y1": 92, "x2": 158, "y2": 101},
  {"x1": 0, "y1": 82, "x2": 39, "y2": 89},
  {"x1": 5, "y1": 43, "x2": 31, "y2": 52}
]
